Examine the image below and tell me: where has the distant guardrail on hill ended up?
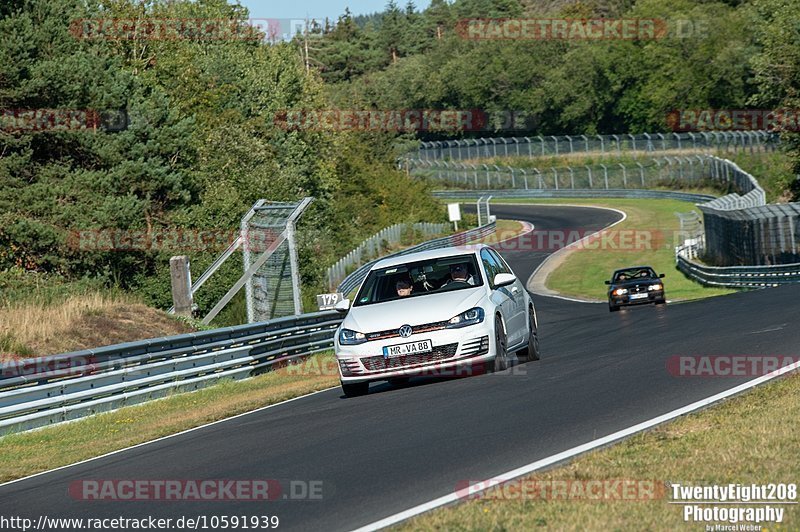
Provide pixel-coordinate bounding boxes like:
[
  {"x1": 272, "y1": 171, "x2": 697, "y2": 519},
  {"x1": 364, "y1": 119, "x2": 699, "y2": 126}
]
[{"x1": 409, "y1": 130, "x2": 777, "y2": 161}]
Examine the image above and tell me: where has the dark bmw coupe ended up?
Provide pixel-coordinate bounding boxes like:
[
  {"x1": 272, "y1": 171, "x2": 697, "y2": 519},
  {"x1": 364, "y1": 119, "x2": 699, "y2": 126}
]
[{"x1": 606, "y1": 266, "x2": 666, "y2": 312}]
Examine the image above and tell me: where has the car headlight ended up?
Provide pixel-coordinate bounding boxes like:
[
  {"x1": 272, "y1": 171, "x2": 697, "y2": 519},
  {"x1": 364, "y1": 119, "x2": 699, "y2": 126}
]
[
  {"x1": 648, "y1": 284, "x2": 663, "y2": 291},
  {"x1": 613, "y1": 288, "x2": 628, "y2": 296},
  {"x1": 339, "y1": 328, "x2": 367, "y2": 345},
  {"x1": 447, "y1": 307, "x2": 485, "y2": 329}
]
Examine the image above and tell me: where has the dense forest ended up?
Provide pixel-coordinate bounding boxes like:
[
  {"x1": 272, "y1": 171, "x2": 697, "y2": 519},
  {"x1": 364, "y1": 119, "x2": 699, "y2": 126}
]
[{"x1": 1, "y1": 0, "x2": 798, "y2": 318}]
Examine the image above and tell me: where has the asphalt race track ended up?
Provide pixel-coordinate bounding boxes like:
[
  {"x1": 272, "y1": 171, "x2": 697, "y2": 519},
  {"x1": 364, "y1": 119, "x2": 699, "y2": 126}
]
[{"x1": 2, "y1": 204, "x2": 800, "y2": 531}]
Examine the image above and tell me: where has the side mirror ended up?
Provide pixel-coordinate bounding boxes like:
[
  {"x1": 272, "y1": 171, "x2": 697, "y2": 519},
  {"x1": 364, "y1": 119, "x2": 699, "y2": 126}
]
[
  {"x1": 494, "y1": 273, "x2": 516, "y2": 288},
  {"x1": 334, "y1": 299, "x2": 351, "y2": 313},
  {"x1": 604, "y1": 280, "x2": 611, "y2": 285},
  {"x1": 659, "y1": 273, "x2": 665, "y2": 278}
]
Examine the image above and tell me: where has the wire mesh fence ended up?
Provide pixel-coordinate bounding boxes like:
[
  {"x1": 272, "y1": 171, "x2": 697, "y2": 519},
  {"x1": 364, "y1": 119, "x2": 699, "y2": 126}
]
[
  {"x1": 409, "y1": 131, "x2": 778, "y2": 161},
  {"x1": 407, "y1": 155, "x2": 721, "y2": 191}
]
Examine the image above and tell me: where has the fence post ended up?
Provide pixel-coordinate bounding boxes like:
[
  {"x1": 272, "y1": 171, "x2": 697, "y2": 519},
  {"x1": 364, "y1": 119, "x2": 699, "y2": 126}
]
[
  {"x1": 170, "y1": 256, "x2": 193, "y2": 317},
  {"x1": 586, "y1": 165, "x2": 593, "y2": 188}
]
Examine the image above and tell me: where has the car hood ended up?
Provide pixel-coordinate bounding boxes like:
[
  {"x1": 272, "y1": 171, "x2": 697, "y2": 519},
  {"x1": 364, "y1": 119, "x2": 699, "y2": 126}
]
[{"x1": 344, "y1": 288, "x2": 486, "y2": 332}]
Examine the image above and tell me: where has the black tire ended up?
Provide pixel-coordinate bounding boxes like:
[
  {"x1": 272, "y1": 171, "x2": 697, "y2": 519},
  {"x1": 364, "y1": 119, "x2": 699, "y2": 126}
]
[
  {"x1": 516, "y1": 308, "x2": 540, "y2": 362},
  {"x1": 341, "y1": 381, "x2": 369, "y2": 397},
  {"x1": 487, "y1": 314, "x2": 509, "y2": 373},
  {"x1": 609, "y1": 302, "x2": 620, "y2": 312},
  {"x1": 655, "y1": 298, "x2": 666, "y2": 306}
]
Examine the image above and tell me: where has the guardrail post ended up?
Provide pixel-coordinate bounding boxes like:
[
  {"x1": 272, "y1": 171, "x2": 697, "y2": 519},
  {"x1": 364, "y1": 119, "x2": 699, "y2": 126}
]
[{"x1": 170, "y1": 256, "x2": 193, "y2": 317}]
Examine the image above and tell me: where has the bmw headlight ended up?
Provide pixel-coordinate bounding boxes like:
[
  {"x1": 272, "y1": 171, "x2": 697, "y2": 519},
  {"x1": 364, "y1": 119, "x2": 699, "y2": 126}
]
[
  {"x1": 339, "y1": 328, "x2": 367, "y2": 345},
  {"x1": 613, "y1": 288, "x2": 628, "y2": 296},
  {"x1": 447, "y1": 307, "x2": 485, "y2": 329},
  {"x1": 648, "y1": 284, "x2": 663, "y2": 291}
]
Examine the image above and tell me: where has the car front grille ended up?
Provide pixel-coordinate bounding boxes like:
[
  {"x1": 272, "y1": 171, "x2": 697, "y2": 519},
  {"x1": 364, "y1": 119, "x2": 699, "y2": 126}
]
[
  {"x1": 361, "y1": 343, "x2": 459, "y2": 372},
  {"x1": 364, "y1": 321, "x2": 451, "y2": 342}
]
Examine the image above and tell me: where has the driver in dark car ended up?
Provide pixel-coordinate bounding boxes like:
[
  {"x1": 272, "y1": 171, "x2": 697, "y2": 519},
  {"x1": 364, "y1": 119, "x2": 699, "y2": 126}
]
[{"x1": 443, "y1": 263, "x2": 476, "y2": 287}]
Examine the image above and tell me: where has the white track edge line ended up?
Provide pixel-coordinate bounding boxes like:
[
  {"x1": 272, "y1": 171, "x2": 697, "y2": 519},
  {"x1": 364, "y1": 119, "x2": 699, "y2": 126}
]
[
  {"x1": 351, "y1": 359, "x2": 800, "y2": 532},
  {"x1": 0, "y1": 386, "x2": 338, "y2": 488}
]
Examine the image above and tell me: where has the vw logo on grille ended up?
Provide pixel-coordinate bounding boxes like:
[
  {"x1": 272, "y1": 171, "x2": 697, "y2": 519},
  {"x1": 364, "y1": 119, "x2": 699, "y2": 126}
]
[{"x1": 399, "y1": 325, "x2": 413, "y2": 338}]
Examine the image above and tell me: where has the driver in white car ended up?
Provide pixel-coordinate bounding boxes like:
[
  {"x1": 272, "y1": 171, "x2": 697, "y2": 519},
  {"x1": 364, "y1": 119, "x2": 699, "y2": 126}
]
[{"x1": 443, "y1": 263, "x2": 476, "y2": 287}]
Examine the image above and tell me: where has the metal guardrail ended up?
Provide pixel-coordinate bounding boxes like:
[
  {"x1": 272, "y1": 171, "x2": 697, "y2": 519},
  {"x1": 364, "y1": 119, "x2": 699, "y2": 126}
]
[
  {"x1": 676, "y1": 252, "x2": 800, "y2": 288},
  {"x1": 337, "y1": 222, "x2": 497, "y2": 296},
  {"x1": 431, "y1": 189, "x2": 717, "y2": 203},
  {"x1": 0, "y1": 312, "x2": 343, "y2": 435}
]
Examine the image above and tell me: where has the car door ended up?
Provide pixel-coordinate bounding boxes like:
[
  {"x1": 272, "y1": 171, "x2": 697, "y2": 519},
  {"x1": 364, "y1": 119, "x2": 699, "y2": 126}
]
[
  {"x1": 480, "y1": 249, "x2": 520, "y2": 346},
  {"x1": 488, "y1": 248, "x2": 526, "y2": 345}
]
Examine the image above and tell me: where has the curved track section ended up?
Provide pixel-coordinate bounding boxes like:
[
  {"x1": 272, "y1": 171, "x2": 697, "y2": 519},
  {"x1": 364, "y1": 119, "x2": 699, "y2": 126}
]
[{"x1": 2, "y1": 205, "x2": 800, "y2": 531}]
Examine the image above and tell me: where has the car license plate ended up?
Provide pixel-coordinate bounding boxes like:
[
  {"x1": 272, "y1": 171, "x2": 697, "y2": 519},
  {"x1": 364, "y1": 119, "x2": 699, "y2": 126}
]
[
  {"x1": 383, "y1": 340, "x2": 433, "y2": 358},
  {"x1": 630, "y1": 293, "x2": 648, "y2": 300}
]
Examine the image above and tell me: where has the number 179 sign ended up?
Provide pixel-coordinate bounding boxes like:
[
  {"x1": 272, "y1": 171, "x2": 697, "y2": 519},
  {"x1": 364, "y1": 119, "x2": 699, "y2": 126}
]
[{"x1": 316, "y1": 293, "x2": 344, "y2": 311}]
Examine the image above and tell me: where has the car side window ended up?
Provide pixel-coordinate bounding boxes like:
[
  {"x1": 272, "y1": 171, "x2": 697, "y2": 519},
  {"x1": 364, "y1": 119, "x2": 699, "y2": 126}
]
[
  {"x1": 488, "y1": 248, "x2": 511, "y2": 275},
  {"x1": 480, "y1": 249, "x2": 501, "y2": 289}
]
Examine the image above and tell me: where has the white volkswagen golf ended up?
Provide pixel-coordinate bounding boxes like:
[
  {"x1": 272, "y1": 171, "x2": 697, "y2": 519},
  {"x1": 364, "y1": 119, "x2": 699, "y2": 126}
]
[{"x1": 334, "y1": 244, "x2": 540, "y2": 397}]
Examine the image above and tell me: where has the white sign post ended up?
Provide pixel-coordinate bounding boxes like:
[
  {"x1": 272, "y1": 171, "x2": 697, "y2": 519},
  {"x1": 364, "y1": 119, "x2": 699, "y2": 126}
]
[{"x1": 448, "y1": 203, "x2": 462, "y2": 232}]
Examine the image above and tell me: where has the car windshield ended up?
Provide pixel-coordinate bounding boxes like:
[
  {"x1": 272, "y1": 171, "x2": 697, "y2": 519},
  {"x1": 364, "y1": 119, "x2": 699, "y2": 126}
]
[
  {"x1": 614, "y1": 267, "x2": 657, "y2": 282},
  {"x1": 353, "y1": 254, "x2": 483, "y2": 306}
]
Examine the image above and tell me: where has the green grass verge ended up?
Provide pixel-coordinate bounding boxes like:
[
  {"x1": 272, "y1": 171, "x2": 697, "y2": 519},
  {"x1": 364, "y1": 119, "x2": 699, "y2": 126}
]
[
  {"x1": 488, "y1": 197, "x2": 736, "y2": 301},
  {"x1": 0, "y1": 353, "x2": 339, "y2": 482},
  {"x1": 398, "y1": 372, "x2": 800, "y2": 531}
]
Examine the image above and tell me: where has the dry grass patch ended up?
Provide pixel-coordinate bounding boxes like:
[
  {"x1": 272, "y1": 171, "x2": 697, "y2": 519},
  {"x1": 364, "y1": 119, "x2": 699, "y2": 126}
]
[{"x1": 0, "y1": 292, "x2": 194, "y2": 360}]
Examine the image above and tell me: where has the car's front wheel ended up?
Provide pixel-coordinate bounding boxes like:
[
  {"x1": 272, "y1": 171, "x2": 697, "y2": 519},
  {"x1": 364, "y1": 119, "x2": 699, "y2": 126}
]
[
  {"x1": 488, "y1": 314, "x2": 509, "y2": 372},
  {"x1": 341, "y1": 381, "x2": 369, "y2": 397},
  {"x1": 516, "y1": 309, "x2": 540, "y2": 362},
  {"x1": 609, "y1": 302, "x2": 620, "y2": 312}
]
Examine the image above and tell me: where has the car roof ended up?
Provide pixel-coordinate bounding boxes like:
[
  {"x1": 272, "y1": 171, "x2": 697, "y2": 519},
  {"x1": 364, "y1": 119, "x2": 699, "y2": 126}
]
[{"x1": 370, "y1": 244, "x2": 487, "y2": 270}]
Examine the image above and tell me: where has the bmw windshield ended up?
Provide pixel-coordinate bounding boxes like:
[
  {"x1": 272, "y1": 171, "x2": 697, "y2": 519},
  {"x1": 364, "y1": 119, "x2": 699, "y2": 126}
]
[{"x1": 353, "y1": 254, "x2": 483, "y2": 307}]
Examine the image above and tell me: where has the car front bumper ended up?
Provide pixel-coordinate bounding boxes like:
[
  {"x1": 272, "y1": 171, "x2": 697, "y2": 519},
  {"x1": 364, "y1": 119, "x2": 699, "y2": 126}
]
[
  {"x1": 610, "y1": 290, "x2": 665, "y2": 306},
  {"x1": 336, "y1": 324, "x2": 494, "y2": 384}
]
